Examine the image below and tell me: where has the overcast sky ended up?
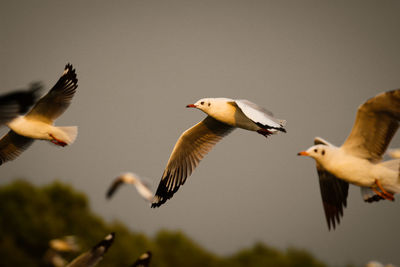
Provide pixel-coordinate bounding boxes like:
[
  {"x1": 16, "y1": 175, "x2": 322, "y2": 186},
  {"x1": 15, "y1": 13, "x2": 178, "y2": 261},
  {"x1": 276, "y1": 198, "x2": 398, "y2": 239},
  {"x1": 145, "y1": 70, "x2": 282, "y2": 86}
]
[{"x1": 1, "y1": 1, "x2": 400, "y2": 266}]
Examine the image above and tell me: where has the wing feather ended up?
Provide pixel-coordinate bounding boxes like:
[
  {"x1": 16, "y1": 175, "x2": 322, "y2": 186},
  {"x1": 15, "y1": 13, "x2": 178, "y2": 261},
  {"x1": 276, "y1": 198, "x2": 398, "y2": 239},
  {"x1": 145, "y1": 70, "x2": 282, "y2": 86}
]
[
  {"x1": 0, "y1": 130, "x2": 34, "y2": 165},
  {"x1": 151, "y1": 116, "x2": 234, "y2": 207},
  {"x1": 317, "y1": 164, "x2": 349, "y2": 230},
  {"x1": 26, "y1": 64, "x2": 78, "y2": 123},
  {"x1": 342, "y1": 89, "x2": 400, "y2": 161},
  {"x1": 0, "y1": 84, "x2": 42, "y2": 125},
  {"x1": 234, "y1": 99, "x2": 286, "y2": 132}
]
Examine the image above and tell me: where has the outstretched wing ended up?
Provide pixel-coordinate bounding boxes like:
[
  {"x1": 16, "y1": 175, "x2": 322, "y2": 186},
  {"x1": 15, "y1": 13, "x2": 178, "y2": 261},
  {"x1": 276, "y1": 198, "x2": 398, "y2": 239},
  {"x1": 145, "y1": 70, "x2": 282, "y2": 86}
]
[
  {"x1": 66, "y1": 233, "x2": 115, "y2": 267},
  {"x1": 106, "y1": 178, "x2": 125, "y2": 199},
  {"x1": 316, "y1": 165, "x2": 349, "y2": 230},
  {"x1": 26, "y1": 64, "x2": 78, "y2": 123},
  {"x1": 0, "y1": 83, "x2": 41, "y2": 125},
  {"x1": 234, "y1": 99, "x2": 286, "y2": 132},
  {"x1": 152, "y1": 116, "x2": 234, "y2": 207},
  {"x1": 0, "y1": 130, "x2": 34, "y2": 165},
  {"x1": 342, "y1": 89, "x2": 400, "y2": 162}
]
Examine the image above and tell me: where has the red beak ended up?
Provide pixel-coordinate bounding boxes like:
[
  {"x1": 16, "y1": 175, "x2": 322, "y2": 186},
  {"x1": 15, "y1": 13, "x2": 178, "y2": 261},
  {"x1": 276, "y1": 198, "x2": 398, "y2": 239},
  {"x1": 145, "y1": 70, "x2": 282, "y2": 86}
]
[
  {"x1": 186, "y1": 104, "x2": 196, "y2": 108},
  {"x1": 297, "y1": 151, "x2": 309, "y2": 156}
]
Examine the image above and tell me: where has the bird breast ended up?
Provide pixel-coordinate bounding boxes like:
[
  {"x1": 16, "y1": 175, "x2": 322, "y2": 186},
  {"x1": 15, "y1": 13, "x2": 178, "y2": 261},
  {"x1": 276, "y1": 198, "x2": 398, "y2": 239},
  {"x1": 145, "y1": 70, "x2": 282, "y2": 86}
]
[{"x1": 7, "y1": 116, "x2": 53, "y2": 140}]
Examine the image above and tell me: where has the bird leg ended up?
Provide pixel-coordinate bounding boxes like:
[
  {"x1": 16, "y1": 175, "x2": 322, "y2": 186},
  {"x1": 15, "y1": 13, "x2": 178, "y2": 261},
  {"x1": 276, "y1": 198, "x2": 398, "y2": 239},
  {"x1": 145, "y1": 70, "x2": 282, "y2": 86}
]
[
  {"x1": 49, "y1": 134, "x2": 67, "y2": 147},
  {"x1": 256, "y1": 128, "x2": 273, "y2": 138},
  {"x1": 371, "y1": 179, "x2": 394, "y2": 201}
]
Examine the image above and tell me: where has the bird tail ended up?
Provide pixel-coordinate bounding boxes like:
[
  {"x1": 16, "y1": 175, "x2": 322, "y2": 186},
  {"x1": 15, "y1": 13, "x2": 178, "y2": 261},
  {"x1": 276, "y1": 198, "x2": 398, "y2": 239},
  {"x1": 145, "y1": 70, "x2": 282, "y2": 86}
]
[
  {"x1": 380, "y1": 159, "x2": 400, "y2": 172},
  {"x1": 56, "y1": 126, "x2": 78, "y2": 145}
]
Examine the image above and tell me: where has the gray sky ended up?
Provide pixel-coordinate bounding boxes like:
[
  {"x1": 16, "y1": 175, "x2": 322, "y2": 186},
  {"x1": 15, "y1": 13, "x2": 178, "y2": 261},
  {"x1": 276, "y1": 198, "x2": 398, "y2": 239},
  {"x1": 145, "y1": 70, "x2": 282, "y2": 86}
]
[{"x1": 1, "y1": 1, "x2": 400, "y2": 266}]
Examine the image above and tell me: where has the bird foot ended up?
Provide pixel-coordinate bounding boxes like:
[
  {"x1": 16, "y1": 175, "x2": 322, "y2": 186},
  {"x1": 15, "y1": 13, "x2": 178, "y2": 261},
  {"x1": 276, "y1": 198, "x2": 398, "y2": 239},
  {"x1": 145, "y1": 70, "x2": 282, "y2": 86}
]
[
  {"x1": 257, "y1": 129, "x2": 273, "y2": 138},
  {"x1": 49, "y1": 134, "x2": 67, "y2": 147},
  {"x1": 372, "y1": 179, "x2": 395, "y2": 201}
]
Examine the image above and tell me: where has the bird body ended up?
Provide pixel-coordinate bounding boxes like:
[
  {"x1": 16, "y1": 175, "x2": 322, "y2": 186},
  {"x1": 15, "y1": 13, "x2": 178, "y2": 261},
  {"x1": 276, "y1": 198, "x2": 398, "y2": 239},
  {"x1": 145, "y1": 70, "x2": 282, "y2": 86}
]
[
  {"x1": 7, "y1": 116, "x2": 77, "y2": 145},
  {"x1": 190, "y1": 98, "x2": 286, "y2": 133},
  {"x1": 152, "y1": 97, "x2": 286, "y2": 207}
]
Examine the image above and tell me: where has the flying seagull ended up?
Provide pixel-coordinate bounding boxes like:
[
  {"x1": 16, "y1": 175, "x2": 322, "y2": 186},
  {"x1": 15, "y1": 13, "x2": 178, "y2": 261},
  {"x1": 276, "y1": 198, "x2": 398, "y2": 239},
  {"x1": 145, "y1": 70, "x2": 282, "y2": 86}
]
[
  {"x1": 298, "y1": 89, "x2": 400, "y2": 230},
  {"x1": 131, "y1": 251, "x2": 152, "y2": 267},
  {"x1": 0, "y1": 83, "x2": 41, "y2": 125},
  {"x1": 152, "y1": 98, "x2": 286, "y2": 207},
  {"x1": 66, "y1": 232, "x2": 115, "y2": 267},
  {"x1": 0, "y1": 64, "x2": 78, "y2": 165},
  {"x1": 106, "y1": 172, "x2": 153, "y2": 202}
]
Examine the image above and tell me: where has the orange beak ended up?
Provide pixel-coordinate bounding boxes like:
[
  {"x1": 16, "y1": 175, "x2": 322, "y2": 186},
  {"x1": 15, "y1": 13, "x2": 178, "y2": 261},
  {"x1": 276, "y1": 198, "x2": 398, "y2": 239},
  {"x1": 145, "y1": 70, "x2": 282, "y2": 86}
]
[
  {"x1": 186, "y1": 104, "x2": 196, "y2": 108},
  {"x1": 297, "y1": 151, "x2": 309, "y2": 156}
]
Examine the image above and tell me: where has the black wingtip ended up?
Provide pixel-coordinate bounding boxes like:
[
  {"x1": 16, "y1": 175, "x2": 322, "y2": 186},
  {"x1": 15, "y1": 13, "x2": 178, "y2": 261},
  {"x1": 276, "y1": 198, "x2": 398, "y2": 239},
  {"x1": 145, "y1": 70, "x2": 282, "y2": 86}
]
[
  {"x1": 92, "y1": 232, "x2": 115, "y2": 253},
  {"x1": 151, "y1": 171, "x2": 183, "y2": 208}
]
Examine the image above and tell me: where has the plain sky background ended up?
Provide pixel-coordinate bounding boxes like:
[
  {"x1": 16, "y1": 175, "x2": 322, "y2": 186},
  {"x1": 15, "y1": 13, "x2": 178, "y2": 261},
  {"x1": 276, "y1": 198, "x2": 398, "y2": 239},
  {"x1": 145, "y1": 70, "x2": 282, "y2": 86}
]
[{"x1": 1, "y1": 1, "x2": 400, "y2": 266}]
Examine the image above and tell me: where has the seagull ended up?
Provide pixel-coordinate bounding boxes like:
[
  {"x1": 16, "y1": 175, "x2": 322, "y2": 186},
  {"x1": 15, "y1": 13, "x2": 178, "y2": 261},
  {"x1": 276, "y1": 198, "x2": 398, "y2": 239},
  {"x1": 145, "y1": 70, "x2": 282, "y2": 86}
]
[
  {"x1": 106, "y1": 172, "x2": 153, "y2": 202},
  {"x1": 0, "y1": 64, "x2": 78, "y2": 165},
  {"x1": 66, "y1": 232, "x2": 115, "y2": 267},
  {"x1": 131, "y1": 251, "x2": 152, "y2": 267},
  {"x1": 298, "y1": 89, "x2": 400, "y2": 230},
  {"x1": 0, "y1": 83, "x2": 41, "y2": 125},
  {"x1": 152, "y1": 98, "x2": 286, "y2": 207}
]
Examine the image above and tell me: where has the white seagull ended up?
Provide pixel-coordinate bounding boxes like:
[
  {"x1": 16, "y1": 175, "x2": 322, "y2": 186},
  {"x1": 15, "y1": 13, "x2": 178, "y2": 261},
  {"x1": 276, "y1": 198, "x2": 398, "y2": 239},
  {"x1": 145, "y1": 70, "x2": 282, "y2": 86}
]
[
  {"x1": 0, "y1": 64, "x2": 78, "y2": 165},
  {"x1": 298, "y1": 89, "x2": 400, "y2": 230},
  {"x1": 0, "y1": 83, "x2": 41, "y2": 125},
  {"x1": 152, "y1": 98, "x2": 286, "y2": 207},
  {"x1": 106, "y1": 172, "x2": 153, "y2": 202},
  {"x1": 66, "y1": 233, "x2": 115, "y2": 267}
]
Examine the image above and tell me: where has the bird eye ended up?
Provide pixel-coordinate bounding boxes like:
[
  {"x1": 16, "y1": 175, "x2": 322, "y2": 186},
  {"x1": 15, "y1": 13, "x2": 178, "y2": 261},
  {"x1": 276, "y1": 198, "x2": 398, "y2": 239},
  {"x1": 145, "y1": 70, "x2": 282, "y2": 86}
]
[
  {"x1": 314, "y1": 149, "x2": 318, "y2": 153},
  {"x1": 322, "y1": 150, "x2": 325, "y2": 155},
  {"x1": 200, "y1": 101, "x2": 204, "y2": 105}
]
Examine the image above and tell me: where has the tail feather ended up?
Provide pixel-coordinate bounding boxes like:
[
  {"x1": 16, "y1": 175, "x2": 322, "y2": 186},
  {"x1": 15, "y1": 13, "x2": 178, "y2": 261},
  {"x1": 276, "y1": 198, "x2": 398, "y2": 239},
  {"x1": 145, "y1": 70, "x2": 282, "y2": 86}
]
[
  {"x1": 380, "y1": 159, "x2": 400, "y2": 172},
  {"x1": 56, "y1": 126, "x2": 78, "y2": 145}
]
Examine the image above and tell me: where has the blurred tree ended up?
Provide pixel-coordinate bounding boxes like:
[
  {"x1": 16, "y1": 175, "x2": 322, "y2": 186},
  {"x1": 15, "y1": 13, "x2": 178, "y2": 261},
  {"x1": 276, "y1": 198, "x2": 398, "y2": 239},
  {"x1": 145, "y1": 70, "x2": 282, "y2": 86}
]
[{"x1": 0, "y1": 180, "x2": 348, "y2": 267}]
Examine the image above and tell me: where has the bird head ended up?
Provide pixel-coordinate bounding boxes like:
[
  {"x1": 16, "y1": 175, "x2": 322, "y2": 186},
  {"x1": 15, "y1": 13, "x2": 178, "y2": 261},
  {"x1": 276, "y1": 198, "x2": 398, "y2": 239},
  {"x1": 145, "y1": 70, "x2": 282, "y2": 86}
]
[
  {"x1": 297, "y1": 144, "x2": 329, "y2": 163},
  {"x1": 186, "y1": 98, "x2": 214, "y2": 112}
]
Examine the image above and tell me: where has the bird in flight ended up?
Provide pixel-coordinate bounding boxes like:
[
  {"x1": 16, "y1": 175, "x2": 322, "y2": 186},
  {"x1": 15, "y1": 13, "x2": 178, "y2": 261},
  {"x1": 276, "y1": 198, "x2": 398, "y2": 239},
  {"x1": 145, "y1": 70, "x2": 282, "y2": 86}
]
[
  {"x1": 106, "y1": 172, "x2": 153, "y2": 203},
  {"x1": 0, "y1": 64, "x2": 78, "y2": 165},
  {"x1": 298, "y1": 89, "x2": 400, "y2": 230},
  {"x1": 66, "y1": 233, "x2": 115, "y2": 267},
  {"x1": 152, "y1": 98, "x2": 286, "y2": 207}
]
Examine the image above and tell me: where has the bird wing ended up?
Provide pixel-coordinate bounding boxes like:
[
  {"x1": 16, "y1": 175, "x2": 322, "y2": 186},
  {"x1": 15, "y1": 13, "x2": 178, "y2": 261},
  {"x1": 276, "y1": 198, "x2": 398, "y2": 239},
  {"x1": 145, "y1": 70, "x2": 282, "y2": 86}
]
[
  {"x1": 0, "y1": 83, "x2": 42, "y2": 125},
  {"x1": 151, "y1": 116, "x2": 234, "y2": 207},
  {"x1": 316, "y1": 164, "x2": 349, "y2": 230},
  {"x1": 131, "y1": 251, "x2": 152, "y2": 267},
  {"x1": 314, "y1": 137, "x2": 335, "y2": 147},
  {"x1": 106, "y1": 178, "x2": 125, "y2": 199},
  {"x1": 342, "y1": 89, "x2": 400, "y2": 162},
  {"x1": 134, "y1": 181, "x2": 154, "y2": 202},
  {"x1": 233, "y1": 99, "x2": 286, "y2": 131},
  {"x1": 66, "y1": 233, "x2": 115, "y2": 267},
  {"x1": 312, "y1": 139, "x2": 349, "y2": 230},
  {"x1": 0, "y1": 130, "x2": 34, "y2": 165},
  {"x1": 25, "y1": 64, "x2": 78, "y2": 124}
]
